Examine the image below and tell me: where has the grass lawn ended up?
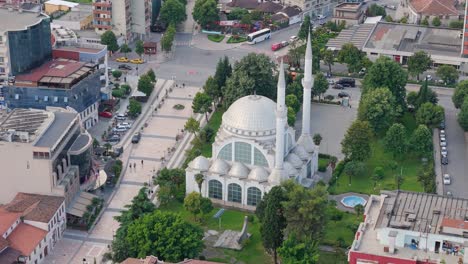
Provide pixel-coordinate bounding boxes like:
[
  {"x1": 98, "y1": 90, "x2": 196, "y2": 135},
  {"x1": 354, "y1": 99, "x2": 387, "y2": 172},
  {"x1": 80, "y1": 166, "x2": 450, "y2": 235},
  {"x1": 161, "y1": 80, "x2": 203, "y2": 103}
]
[
  {"x1": 227, "y1": 36, "x2": 247, "y2": 44},
  {"x1": 200, "y1": 110, "x2": 224, "y2": 157},
  {"x1": 158, "y1": 201, "x2": 272, "y2": 264},
  {"x1": 318, "y1": 157, "x2": 329, "y2": 172},
  {"x1": 207, "y1": 34, "x2": 225, "y2": 43},
  {"x1": 330, "y1": 113, "x2": 425, "y2": 195},
  {"x1": 323, "y1": 206, "x2": 361, "y2": 247},
  {"x1": 319, "y1": 250, "x2": 348, "y2": 264}
]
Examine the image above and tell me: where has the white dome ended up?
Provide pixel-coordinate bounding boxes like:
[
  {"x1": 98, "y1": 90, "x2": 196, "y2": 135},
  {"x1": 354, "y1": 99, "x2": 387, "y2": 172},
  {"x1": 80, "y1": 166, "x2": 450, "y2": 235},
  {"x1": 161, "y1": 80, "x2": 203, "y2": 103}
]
[
  {"x1": 222, "y1": 95, "x2": 277, "y2": 136},
  {"x1": 284, "y1": 161, "x2": 298, "y2": 177},
  {"x1": 293, "y1": 146, "x2": 309, "y2": 161},
  {"x1": 228, "y1": 162, "x2": 250, "y2": 178},
  {"x1": 248, "y1": 167, "x2": 269, "y2": 182},
  {"x1": 189, "y1": 156, "x2": 210, "y2": 171},
  {"x1": 209, "y1": 159, "x2": 229, "y2": 174},
  {"x1": 286, "y1": 153, "x2": 303, "y2": 168}
]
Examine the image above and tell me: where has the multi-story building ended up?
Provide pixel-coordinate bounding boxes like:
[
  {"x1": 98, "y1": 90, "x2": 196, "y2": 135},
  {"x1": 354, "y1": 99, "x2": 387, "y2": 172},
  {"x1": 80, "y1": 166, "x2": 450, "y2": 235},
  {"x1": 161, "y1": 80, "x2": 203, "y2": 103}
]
[
  {"x1": 92, "y1": 0, "x2": 151, "y2": 41},
  {"x1": 0, "y1": 108, "x2": 93, "y2": 206},
  {"x1": 0, "y1": 193, "x2": 66, "y2": 264},
  {"x1": 286, "y1": 0, "x2": 341, "y2": 19},
  {"x1": 0, "y1": 8, "x2": 52, "y2": 81},
  {"x1": 348, "y1": 190, "x2": 468, "y2": 264},
  {"x1": 332, "y1": 2, "x2": 365, "y2": 26},
  {"x1": 403, "y1": 0, "x2": 460, "y2": 26}
]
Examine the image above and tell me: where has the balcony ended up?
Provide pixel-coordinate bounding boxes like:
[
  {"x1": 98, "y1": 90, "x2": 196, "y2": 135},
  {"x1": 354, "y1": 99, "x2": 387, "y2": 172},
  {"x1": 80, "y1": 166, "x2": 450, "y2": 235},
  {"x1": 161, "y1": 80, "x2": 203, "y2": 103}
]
[
  {"x1": 93, "y1": 9, "x2": 111, "y2": 15},
  {"x1": 93, "y1": 1, "x2": 111, "y2": 7}
]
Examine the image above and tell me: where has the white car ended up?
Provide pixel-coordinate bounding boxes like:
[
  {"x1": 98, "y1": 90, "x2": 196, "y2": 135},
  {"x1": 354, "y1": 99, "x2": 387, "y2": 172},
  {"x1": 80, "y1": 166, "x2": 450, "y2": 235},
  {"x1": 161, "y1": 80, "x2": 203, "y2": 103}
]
[
  {"x1": 441, "y1": 146, "x2": 448, "y2": 156},
  {"x1": 328, "y1": 79, "x2": 335, "y2": 85},
  {"x1": 119, "y1": 122, "x2": 132, "y2": 129},
  {"x1": 289, "y1": 36, "x2": 298, "y2": 42},
  {"x1": 443, "y1": 174, "x2": 451, "y2": 185},
  {"x1": 116, "y1": 113, "x2": 127, "y2": 120},
  {"x1": 440, "y1": 141, "x2": 447, "y2": 147},
  {"x1": 440, "y1": 136, "x2": 446, "y2": 142},
  {"x1": 440, "y1": 129, "x2": 445, "y2": 135},
  {"x1": 112, "y1": 127, "x2": 127, "y2": 133},
  {"x1": 426, "y1": 74, "x2": 433, "y2": 81},
  {"x1": 317, "y1": 15, "x2": 326, "y2": 20}
]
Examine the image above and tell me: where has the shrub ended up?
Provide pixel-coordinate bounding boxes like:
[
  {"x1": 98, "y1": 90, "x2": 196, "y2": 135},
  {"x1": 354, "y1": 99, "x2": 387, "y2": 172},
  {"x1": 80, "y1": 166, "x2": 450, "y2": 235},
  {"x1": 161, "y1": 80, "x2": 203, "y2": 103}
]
[{"x1": 207, "y1": 34, "x2": 225, "y2": 43}]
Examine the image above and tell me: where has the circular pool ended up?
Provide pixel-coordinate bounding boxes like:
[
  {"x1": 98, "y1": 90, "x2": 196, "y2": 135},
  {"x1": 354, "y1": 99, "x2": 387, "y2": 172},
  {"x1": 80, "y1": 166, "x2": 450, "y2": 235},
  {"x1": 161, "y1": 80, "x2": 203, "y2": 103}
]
[{"x1": 341, "y1": 195, "x2": 367, "y2": 208}]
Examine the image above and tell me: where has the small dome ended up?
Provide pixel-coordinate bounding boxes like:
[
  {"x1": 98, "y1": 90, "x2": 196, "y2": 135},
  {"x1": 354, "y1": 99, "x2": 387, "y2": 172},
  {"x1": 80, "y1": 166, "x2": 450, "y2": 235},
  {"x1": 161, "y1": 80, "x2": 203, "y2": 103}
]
[
  {"x1": 248, "y1": 167, "x2": 269, "y2": 182},
  {"x1": 209, "y1": 159, "x2": 230, "y2": 174},
  {"x1": 189, "y1": 156, "x2": 210, "y2": 171},
  {"x1": 293, "y1": 146, "x2": 309, "y2": 160},
  {"x1": 283, "y1": 162, "x2": 298, "y2": 177},
  {"x1": 222, "y1": 95, "x2": 277, "y2": 136},
  {"x1": 228, "y1": 162, "x2": 250, "y2": 178},
  {"x1": 286, "y1": 153, "x2": 302, "y2": 168}
]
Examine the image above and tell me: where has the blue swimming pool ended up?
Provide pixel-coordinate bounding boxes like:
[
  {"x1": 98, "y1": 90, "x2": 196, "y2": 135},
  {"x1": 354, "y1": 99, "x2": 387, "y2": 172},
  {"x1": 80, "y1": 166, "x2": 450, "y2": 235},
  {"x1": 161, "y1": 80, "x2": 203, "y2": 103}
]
[{"x1": 341, "y1": 196, "x2": 367, "y2": 208}]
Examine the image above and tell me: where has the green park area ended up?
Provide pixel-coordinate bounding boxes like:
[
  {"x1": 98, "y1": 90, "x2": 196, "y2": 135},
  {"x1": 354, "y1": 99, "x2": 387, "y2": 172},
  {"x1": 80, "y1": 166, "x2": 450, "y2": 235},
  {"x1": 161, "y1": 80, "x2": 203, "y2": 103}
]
[{"x1": 208, "y1": 34, "x2": 225, "y2": 43}]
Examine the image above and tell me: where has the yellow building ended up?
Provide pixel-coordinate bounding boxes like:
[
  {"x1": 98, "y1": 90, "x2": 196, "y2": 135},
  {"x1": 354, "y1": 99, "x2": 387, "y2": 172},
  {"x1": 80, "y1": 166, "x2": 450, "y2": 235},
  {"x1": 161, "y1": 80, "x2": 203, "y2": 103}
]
[{"x1": 44, "y1": 0, "x2": 79, "y2": 15}]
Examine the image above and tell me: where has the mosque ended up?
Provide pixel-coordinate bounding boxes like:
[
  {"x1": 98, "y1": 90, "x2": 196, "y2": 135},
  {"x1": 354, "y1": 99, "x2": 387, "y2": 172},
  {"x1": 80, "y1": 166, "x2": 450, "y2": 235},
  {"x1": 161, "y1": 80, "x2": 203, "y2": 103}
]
[{"x1": 185, "y1": 34, "x2": 319, "y2": 210}]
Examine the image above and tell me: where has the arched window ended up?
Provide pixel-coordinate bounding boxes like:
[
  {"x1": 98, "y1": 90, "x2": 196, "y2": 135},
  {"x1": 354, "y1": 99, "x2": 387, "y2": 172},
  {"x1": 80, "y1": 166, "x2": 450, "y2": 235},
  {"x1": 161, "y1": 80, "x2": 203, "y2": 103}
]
[
  {"x1": 247, "y1": 187, "x2": 262, "y2": 206},
  {"x1": 218, "y1": 143, "x2": 232, "y2": 161},
  {"x1": 234, "y1": 142, "x2": 251, "y2": 164},
  {"x1": 208, "y1": 180, "x2": 223, "y2": 200},
  {"x1": 228, "y1": 183, "x2": 242, "y2": 203},
  {"x1": 253, "y1": 147, "x2": 268, "y2": 167}
]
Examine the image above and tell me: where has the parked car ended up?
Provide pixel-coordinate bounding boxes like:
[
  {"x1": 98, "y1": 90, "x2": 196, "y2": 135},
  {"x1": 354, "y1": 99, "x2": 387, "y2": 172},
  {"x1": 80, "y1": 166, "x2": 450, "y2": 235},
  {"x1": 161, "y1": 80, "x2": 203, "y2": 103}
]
[
  {"x1": 439, "y1": 120, "x2": 446, "y2": 129},
  {"x1": 289, "y1": 35, "x2": 298, "y2": 42},
  {"x1": 328, "y1": 79, "x2": 335, "y2": 85},
  {"x1": 119, "y1": 122, "x2": 132, "y2": 129},
  {"x1": 440, "y1": 129, "x2": 445, "y2": 135},
  {"x1": 317, "y1": 14, "x2": 326, "y2": 20},
  {"x1": 441, "y1": 155, "x2": 448, "y2": 165},
  {"x1": 336, "y1": 78, "x2": 356, "y2": 87},
  {"x1": 107, "y1": 134, "x2": 121, "y2": 142},
  {"x1": 99, "y1": 111, "x2": 113, "y2": 118},
  {"x1": 333, "y1": 83, "x2": 345, "y2": 89},
  {"x1": 116, "y1": 57, "x2": 129, "y2": 63},
  {"x1": 426, "y1": 74, "x2": 433, "y2": 81},
  {"x1": 132, "y1": 132, "x2": 141, "y2": 144},
  {"x1": 443, "y1": 174, "x2": 451, "y2": 185},
  {"x1": 358, "y1": 68, "x2": 366, "y2": 76},
  {"x1": 440, "y1": 141, "x2": 447, "y2": 147},
  {"x1": 271, "y1": 43, "x2": 283, "y2": 51},
  {"x1": 446, "y1": 191, "x2": 452, "y2": 197},
  {"x1": 118, "y1": 64, "x2": 132, "y2": 70},
  {"x1": 440, "y1": 136, "x2": 446, "y2": 142},
  {"x1": 116, "y1": 113, "x2": 127, "y2": 121},
  {"x1": 112, "y1": 127, "x2": 127, "y2": 133},
  {"x1": 112, "y1": 146, "x2": 124, "y2": 157},
  {"x1": 338, "y1": 92, "x2": 350, "y2": 98},
  {"x1": 441, "y1": 146, "x2": 448, "y2": 156}
]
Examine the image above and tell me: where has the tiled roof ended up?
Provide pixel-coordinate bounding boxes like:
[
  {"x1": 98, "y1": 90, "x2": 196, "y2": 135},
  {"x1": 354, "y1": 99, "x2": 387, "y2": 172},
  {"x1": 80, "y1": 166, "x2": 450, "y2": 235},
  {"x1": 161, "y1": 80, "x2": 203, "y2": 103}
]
[
  {"x1": 227, "y1": 0, "x2": 259, "y2": 9},
  {"x1": 0, "y1": 208, "x2": 21, "y2": 235},
  {"x1": 0, "y1": 237, "x2": 9, "y2": 252},
  {"x1": 179, "y1": 260, "x2": 223, "y2": 264},
  {"x1": 15, "y1": 59, "x2": 86, "y2": 82},
  {"x1": 256, "y1": 1, "x2": 283, "y2": 13},
  {"x1": 7, "y1": 223, "x2": 47, "y2": 256},
  {"x1": 410, "y1": 0, "x2": 457, "y2": 15},
  {"x1": 441, "y1": 218, "x2": 468, "y2": 230},
  {"x1": 122, "y1": 256, "x2": 162, "y2": 264},
  {"x1": 5, "y1": 193, "x2": 64, "y2": 223},
  {"x1": 280, "y1": 5, "x2": 302, "y2": 17}
]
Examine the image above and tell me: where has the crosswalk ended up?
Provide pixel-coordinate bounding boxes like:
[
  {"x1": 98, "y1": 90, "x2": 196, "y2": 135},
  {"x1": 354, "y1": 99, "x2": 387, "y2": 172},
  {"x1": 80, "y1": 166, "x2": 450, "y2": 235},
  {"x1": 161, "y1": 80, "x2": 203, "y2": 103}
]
[{"x1": 175, "y1": 41, "x2": 191, "y2": 46}]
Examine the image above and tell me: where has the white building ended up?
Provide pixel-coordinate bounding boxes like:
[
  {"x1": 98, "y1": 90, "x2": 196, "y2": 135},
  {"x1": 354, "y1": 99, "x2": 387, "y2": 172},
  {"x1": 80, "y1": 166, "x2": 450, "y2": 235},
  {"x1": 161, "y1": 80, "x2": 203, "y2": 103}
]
[
  {"x1": 186, "y1": 34, "x2": 319, "y2": 211},
  {"x1": 0, "y1": 193, "x2": 66, "y2": 264}
]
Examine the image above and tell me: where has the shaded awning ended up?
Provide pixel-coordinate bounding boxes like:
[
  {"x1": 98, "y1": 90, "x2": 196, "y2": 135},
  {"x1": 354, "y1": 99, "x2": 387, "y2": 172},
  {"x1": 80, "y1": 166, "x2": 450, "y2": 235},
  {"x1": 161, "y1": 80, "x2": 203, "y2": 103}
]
[
  {"x1": 93, "y1": 170, "x2": 107, "y2": 190},
  {"x1": 67, "y1": 191, "x2": 99, "y2": 217}
]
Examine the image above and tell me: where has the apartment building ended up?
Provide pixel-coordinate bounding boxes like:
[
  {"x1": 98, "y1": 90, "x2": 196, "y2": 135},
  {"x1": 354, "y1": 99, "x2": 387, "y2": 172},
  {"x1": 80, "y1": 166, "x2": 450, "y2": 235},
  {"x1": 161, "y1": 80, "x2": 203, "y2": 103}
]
[
  {"x1": 0, "y1": 108, "x2": 93, "y2": 206},
  {"x1": 349, "y1": 190, "x2": 468, "y2": 264},
  {"x1": 0, "y1": 8, "x2": 52, "y2": 81},
  {"x1": 286, "y1": 0, "x2": 341, "y2": 19},
  {"x1": 93, "y1": 0, "x2": 151, "y2": 41},
  {"x1": 0, "y1": 193, "x2": 66, "y2": 264},
  {"x1": 332, "y1": 2, "x2": 365, "y2": 26}
]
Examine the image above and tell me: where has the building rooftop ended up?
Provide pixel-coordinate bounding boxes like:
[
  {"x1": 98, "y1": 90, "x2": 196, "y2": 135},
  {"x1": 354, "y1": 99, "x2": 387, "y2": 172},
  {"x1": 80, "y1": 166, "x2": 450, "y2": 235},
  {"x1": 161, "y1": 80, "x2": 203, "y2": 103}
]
[
  {"x1": 364, "y1": 22, "x2": 462, "y2": 58},
  {"x1": 0, "y1": 8, "x2": 48, "y2": 32},
  {"x1": 335, "y1": 2, "x2": 363, "y2": 10},
  {"x1": 34, "y1": 111, "x2": 77, "y2": 148},
  {"x1": 75, "y1": 29, "x2": 101, "y2": 39},
  {"x1": 0, "y1": 208, "x2": 21, "y2": 235},
  {"x1": 256, "y1": 1, "x2": 283, "y2": 13},
  {"x1": 45, "y1": 0, "x2": 79, "y2": 8},
  {"x1": 326, "y1": 23, "x2": 376, "y2": 50},
  {"x1": 15, "y1": 59, "x2": 92, "y2": 84},
  {"x1": 7, "y1": 223, "x2": 47, "y2": 256},
  {"x1": 69, "y1": 133, "x2": 91, "y2": 152},
  {"x1": 0, "y1": 109, "x2": 53, "y2": 143},
  {"x1": 410, "y1": 0, "x2": 457, "y2": 15},
  {"x1": 55, "y1": 4, "x2": 92, "y2": 22},
  {"x1": 4, "y1": 193, "x2": 64, "y2": 223},
  {"x1": 280, "y1": 5, "x2": 302, "y2": 17}
]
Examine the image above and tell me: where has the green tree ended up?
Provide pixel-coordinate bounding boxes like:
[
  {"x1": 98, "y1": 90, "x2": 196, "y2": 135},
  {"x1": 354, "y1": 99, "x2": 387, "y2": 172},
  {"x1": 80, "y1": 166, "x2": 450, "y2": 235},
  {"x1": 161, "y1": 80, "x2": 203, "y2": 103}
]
[
  {"x1": 203, "y1": 76, "x2": 221, "y2": 107},
  {"x1": 384, "y1": 123, "x2": 407, "y2": 158},
  {"x1": 128, "y1": 99, "x2": 142, "y2": 117},
  {"x1": 192, "y1": 0, "x2": 219, "y2": 27},
  {"x1": 223, "y1": 53, "x2": 276, "y2": 106},
  {"x1": 407, "y1": 51, "x2": 432, "y2": 81},
  {"x1": 122, "y1": 211, "x2": 203, "y2": 262},
  {"x1": 227, "y1": 7, "x2": 248, "y2": 20},
  {"x1": 256, "y1": 186, "x2": 287, "y2": 264},
  {"x1": 362, "y1": 56, "x2": 408, "y2": 109},
  {"x1": 385, "y1": 15, "x2": 393, "y2": 22},
  {"x1": 101, "y1": 30, "x2": 119, "y2": 52},
  {"x1": 321, "y1": 49, "x2": 335, "y2": 75},
  {"x1": 286, "y1": 94, "x2": 300, "y2": 113},
  {"x1": 358, "y1": 87, "x2": 397, "y2": 133},
  {"x1": 400, "y1": 17, "x2": 408, "y2": 24},
  {"x1": 341, "y1": 120, "x2": 373, "y2": 161},
  {"x1": 146, "y1": 68, "x2": 156, "y2": 82},
  {"x1": 421, "y1": 16, "x2": 429, "y2": 26},
  {"x1": 313, "y1": 133, "x2": 322, "y2": 146},
  {"x1": 411, "y1": 125, "x2": 433, "y2": 157},
  {"x1": 344, "y1": 161, "x2": 366, "y2": 185},
  {"x1": 184, "y1": 192, "x2": 213, "y2": 221},
  {"x1": 287, "y1": 107, "x2": 296, "y2": 127},
  {"x1": 337, "y1": 43, "x2": 364, "y2": 73},
  {"x1": 354, "y1": 204, "x2": 364, "y2": 217},
  {"x1": 160, "y1": 0, "x2": 186, "y2": 26},
  {"x1": 112, "y1": 70, "x2": 122, "y2": 80},
  {"x1": 194, "y1": 173, "x2": 204, "y2": 193},
  {"x1": 436, "y1": 65, "x2": 459, "y2": 85},
  {"x1": 282, "y1": 182, "x2": 328, "y2": 240},
  {"x1": 312, "y1": 72, "x2": 328, "y2": 100},
  {"x1": 192, "y1": 92, "x2": 212, "y2": 121},
  {"x1": 240, "y1": 13, "x2": 252, "y2": 25},
  {"x1": 278, "y1": 234, "x2": 320, "y2": 264},
  {"x1": 185, "y1": 117, "x2": 200, "y2": 137},
  {"x1": 452, "y1": 80, "x2": 468, "y2": 108},
  {"x1": 214, "y1": 56, "x2": 232, "y2": 90},
  {"x1": 417, "y1": 164, "x2": 436, "y2": 193},
  {"x1": 298, "y1": 15, "x2": 311, "y2": 39},
  {"x1": 416, "y1": 102, "x2": 445, "y2": 128},
  {"x1": 120, "y1": 43, "x2": 132, "y2": 57},
  {"x1": 135, "y1": 40, "x2": 144, "y2": 58},
  {"x1": 449, "y1": 20, "x2": 464, "y2": 29},
  {"x1": 458, "y1": 98, "x2": 468, "y2": 131},
  {"x1": 114, "y1": 187, "x2": 155, "y2": 225},
  {"x1": 407, "y1": 91, "x2": 419, "y2": 107},
  {"x1": 371, "y1": 166, "x2": 384, "y2": 187},
  {"x1": 432, "y1": 16, "x2": 441, "y2": 27},
  {"x1": 367, "y1": 3, "x2": 386, "y2": 17},
  {"x1": 416, "y1": 80, "x2": 438, "y2": 107},
  {"x1": 137, "y1": 74, "x2": 153, "y2": 96},
  {"x1": 161, "y1": 24, "x2": 176, "y2": 52},
  {"x1": 250, "y1": 10, "x2": 262, "y2": 20}
]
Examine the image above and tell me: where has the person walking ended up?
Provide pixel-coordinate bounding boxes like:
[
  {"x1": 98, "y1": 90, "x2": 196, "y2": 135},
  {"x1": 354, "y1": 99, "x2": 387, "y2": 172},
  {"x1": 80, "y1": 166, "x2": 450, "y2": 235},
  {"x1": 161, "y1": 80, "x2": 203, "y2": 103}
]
[{"x1": 141, "y1": 160, "x2": 144, "y2": 166}]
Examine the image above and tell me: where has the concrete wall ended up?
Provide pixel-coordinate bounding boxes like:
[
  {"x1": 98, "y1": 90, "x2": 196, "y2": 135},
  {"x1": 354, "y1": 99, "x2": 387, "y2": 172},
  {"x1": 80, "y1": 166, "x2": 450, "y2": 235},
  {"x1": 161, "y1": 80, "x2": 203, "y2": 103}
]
[
  {"x1": 131, "y1": 0, "x2": 147, "y2": 36},
  {"x1": 111, "y1": 0, "x2": 131, "y2": 40}
]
